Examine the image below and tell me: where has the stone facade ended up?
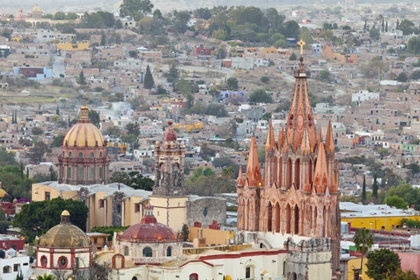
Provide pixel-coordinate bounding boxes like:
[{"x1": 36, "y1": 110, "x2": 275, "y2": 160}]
[
  {"x1": 236, "y1": 57, "x2": 341, "y2": 279},
  {"x1": 187, "y1": 197, "x2": 226, "y2": 227}
]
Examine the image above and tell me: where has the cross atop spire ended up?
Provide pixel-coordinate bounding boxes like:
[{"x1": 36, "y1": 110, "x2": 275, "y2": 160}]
[
  {"x1": 285, "y1": 54, "x2": 317, "y2": 152},
  {"x1": 297, "y1": 40, "x2": 306, "y2": 56}
]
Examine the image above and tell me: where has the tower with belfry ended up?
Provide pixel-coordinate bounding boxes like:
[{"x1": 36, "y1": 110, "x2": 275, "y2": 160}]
[{"x1": 236, "y1": 49, "x2": 341, "y2": 279}]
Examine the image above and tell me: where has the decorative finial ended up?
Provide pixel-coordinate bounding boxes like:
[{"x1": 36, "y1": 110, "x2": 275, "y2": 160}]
[
  {"x1": 168, "y1": 121, "x2": 173, "y2": 126},
  {"x1": 298, "y1": 40, "x2": 306, "y2": 56},
  {"x1": 83, "y1": 96, "x2": 87, "y2": 106}
]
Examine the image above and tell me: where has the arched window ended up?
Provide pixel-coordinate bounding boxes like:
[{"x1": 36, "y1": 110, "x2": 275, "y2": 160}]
[
  {"x1": 99, "y1": 152, "x2": 103, "y2": 157},
  {"x1": 67, "y1": 167, "x2": 72, "y2": 178},
  {"x1": 124, "y1": 246, "x2": 129, "y2": 256},
  {"x1": 40, "y1": 255, "x2": 48, "y2": 268},
  {"x1": 69, "y1": 152, "x2": 72, "y2": 158},
  {"x1": 78, "y1": 152, "x2": 83, "y2": 158},
  {"x1": 142, "y1": 247, "x2": 152, "y2": 257},
  {"x1": 189, "y1": 273, "x2": 198, "y2": 280},
  {"x1": 90, "y1": 152, "x2": 94, "y2": 158},
  {"x1": 2, "y1": 266, "x2": 11, "y2": 273},
  {"x1": 58, "y1": 256, "x2": 67, "y2": 268},
  {"x1": 166, "y1": 246, "x2": 172, "y2": 257},
  {"x1": 132, "y1": 278, "x2": 138, "y2": 280}
]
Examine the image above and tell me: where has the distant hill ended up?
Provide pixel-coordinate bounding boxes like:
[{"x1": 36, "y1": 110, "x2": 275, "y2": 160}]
[{"x1": 3, "y1": 0, "x2": 420, "y2": 14}]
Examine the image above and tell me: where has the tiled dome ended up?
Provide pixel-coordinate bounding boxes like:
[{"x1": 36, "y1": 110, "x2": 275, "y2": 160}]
[
  {"x1": 119, "y1": 205, "x2": 178, "y2": 243},
  {"x1": 63, "y1": 105, "x2": 105, "y2": 147}
]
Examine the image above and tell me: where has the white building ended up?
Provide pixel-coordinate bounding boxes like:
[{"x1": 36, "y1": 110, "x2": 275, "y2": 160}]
[
  {"x1": 231, "y1": 57, "x2": 254, "y2": 70},
  {"x1": 351, "y1": 90, "x2": 380, "y2": 103},
  {"x1": 0, "y1": 253, "x2": 32, "y2": 280}
]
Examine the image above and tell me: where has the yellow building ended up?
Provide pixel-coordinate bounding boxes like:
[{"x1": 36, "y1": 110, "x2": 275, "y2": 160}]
[
  {"x1": 346, "y1": 257, "x2": 371, "y2": 280},
  {"x1": 340, "y1": 202, "x2": 420, "y2": 231},
  {"x1": 32, "y1": 181, "x2": 151, "y2": 231},
  {"x1": 172, "y1": 122, "x2": 203, "y2": 133},
  {"x1": 188, "y1": 226, "x2": 234, "y2": 246},
  {"x1": 57, "y1": 41, "x2": 89, "y2": 51}
]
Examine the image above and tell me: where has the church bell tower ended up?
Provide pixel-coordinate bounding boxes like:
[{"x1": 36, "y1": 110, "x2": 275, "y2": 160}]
[{"x1": 149, "y1": 121, "x2": 188, "y2": 232}]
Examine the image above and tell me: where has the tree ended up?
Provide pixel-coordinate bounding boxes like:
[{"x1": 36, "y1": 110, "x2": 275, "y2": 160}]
[
  {"x1": 385, "y1": 269, "x2": 420, "y2": 280},
  {"x1": 260, "y1": 76, "x2": 270, "y2": 84},
  {"x1": 206, "y1": 104, "x2": 228, "y2": 117},
  {"x1": 372, "y1": 173, "x2": 379, "y2": 200},
  {"x1": 408, "y1": 163, "x2": 420, "y2": 175},
  {"x1": 362, "y1": 175, "x2": 367, "y2": 204},
  {"x1": 100, "y1": 32, "x2": 106, "y2": 46},
  {"x1": 181, "y1": 224, "x2": 189, "y2": 241},
  {"x1": 319, "y1": 69, "x2": 330, "y2": 81},
  {"x1": 353, "y1": 227, "x2": 374, "y2": 278},
  {"x1": 36, "y1": 275, "x2": 55, "y2": 280},
  {"x1": 398, "y1": 19, "x2": 415, "y2": 35},
  {"x1": 88, "y1": 109, "x2": 100, "y2": 127},
  {"x1": 77, "y1": 71, "x2": 87, "y2": 85},
  {"x1": 289, "y1": 52, "x2": 297, "y2": 60},
  {"x1": 408, "y1": 36, "x2": 420, "y2": 54},
  {"x1": 119, "y1": 0, "x2": 154, "y2": 17},
  {"x1": 12, "y1": 197, "x2": 89, "y2": 243},
  {"x1": 29, "y1": 140, "x2": 50, "y2": 164},
  {"x1": 366, "y1": 249, "x2": 401, "y2": 280},
  {"x1": 411, "y1": 70, "x2": 420, "y2": 81},
  {"x1": 32, "y1": 127, "x2": 44, "y2": 136},
  {"x1": 166, "y1": 63, "x2": 179, "y2": 83},
  {"x1": 66, "y1": 12, "x2": 78, "y2": 20},
  {"x1": 51, "y1": 134, "x2": 65, "y2": 148},
  {"x1": 125, "y1": 123, "x2": 140, "y2": 136},
  {"x1": 212, "y1": 157, "x2": 235, "y2": 168},
  {"x1": 249, "y1": 89, "x2": 273, "y2": 103},
  {"x1": 227, "y1": 77, "x2": 239, "y2": 90},
  {"x1": 387, "y1": 195, "x2": 408, "y2": 209},
  {"x1": 370, "y1": 27, "x2": 380, "y2": 40},
  {"x1": 53, "y1": 11, "x2": 66, "y2": 20},
  {"x1": 396, "y1": 72, "x2": 408, "y2": 82},
  {"x1": 143, "y1": 65, "x2": 154, "y2": 89},
  {"x1": 109, "y1": 171, "x2": 154, "y2": 191}
]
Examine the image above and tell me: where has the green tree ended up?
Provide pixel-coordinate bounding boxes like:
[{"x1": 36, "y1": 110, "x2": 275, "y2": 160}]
[
  {"x1": 143, "y1": 65, "x2": 154, "y2": 89},
  {"x1": 260, "y1": 76, "x2": 270, "y2": 84},
  {"x1": 372, "y1": 173, "x2": 379, "y2": 200},
  {"x1": 109, "y1": 171, "x2": 154, "y2": 191},
  {"x1": 29, "y1": 140, "x2": 50, "y2": 164},
  {"x1": 202, "y1": 167, "x2": 216, "y2": 176},
  {"x1": 387, "y1": 195, "x2": 408, "y2": 209},
  {"x1": 362, "y1": 175, "x2": 367, "y2": 204},
  {"x1": 227, "y1": 77, "x2": 239, "y2": 90},
  {"x1": 385, "y1": 269, "x2": 420, "y2": 280},
  {"x1": 249, "y1": 89, "x2": 273, "y2": 103},
  {"x1": 36, "y1": 275, "x2": 55, "y2": 280},
  {"x1": 51, "y1": 134, "x2": 65, "y2": 148},
  {"x1": 289, "y1": 52, "x2": 297, "y2": 60},
  {"x1": 370, "y1": 27, "x2": 380, "y2": 40},
  {"x1": 398, "y1": 19, "x2": 415, "y2": 35},
  {"x1": 78, "y1": 71, "x2": 87, "y2": 85},
  {"x1": 91, "y1": 226, "x2": 129, "y2": 241},
  {"x1": 181, "y1": 224, "x2": 189, "y2": 241},
  {"x1": 100, "y1": 32, "x2": 106, "y2": 46},
  {"x1": 166, "y1": 63, "x2": 179, "y2": 83},
  {"x1": 32, "y1": 127, "x2": 44, "y2": 136},
  {"x1": 53, "y1": 11, "x2": 66, "y2": 20},
  {"x1": 206, "y1": 104, "x2": 228, "y2": 117},
  {"x1": 408, "y1": 163, "x2": 420, "y2": 175},
  {"x1": 66, "y1": 12, "x2": 78, "y2": 20},
  {"x1": 119, "y1": 0, "x2": 154, "y2": 17},
  {"x1": 353, "y1": 227, "x2": 374, "y2": 278},
  {"x1": 396, "y1": 72, "x2": 408, "y2": 82},
  {"x1": 411, "y1": 70, "x2": 420, "y2": 81},
  {"x1": 408, "y1": 36, "x2": 420, "y2": 54},
  {"x1": 366, "y1": 249, "x2": 401, "y2": 280},
  {"x1": 319, "y1": 69, "x2": 330, "y2": 81},
  {"x1": 126, "y1": 123, "x2": 140, "y2": 136},
  {"x1": 88, "y1": 109, "x2": 100, "y2": 127},
  {"x1": 12, "y1": 197, "x2": 89, "y2": 243}
]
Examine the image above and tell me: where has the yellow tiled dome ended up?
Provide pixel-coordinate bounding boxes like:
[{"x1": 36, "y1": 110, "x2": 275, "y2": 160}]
[
  {"x1": 32, "y1": 4, "x2": 42, "y2": 13},
  {"x1": 39, "y1": 210, "x2": 89, "y2": 248},
  {"x1": 63, "y1": 106, "x2": 105, "y2": 147}
]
